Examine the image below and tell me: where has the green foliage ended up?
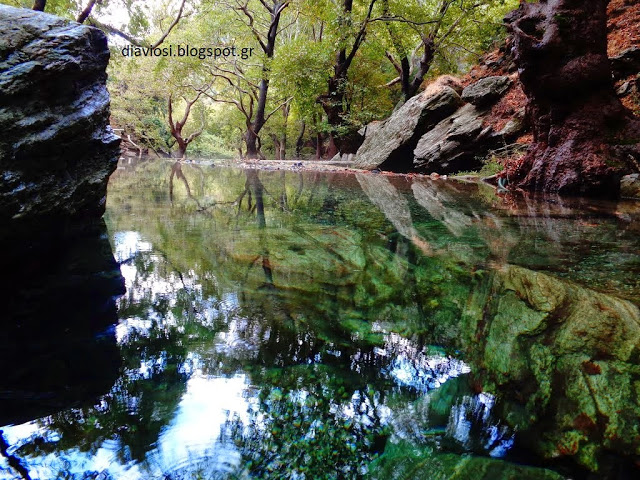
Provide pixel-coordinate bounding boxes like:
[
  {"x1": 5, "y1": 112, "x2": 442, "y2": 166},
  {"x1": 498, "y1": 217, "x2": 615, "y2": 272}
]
[
  {"x1": 11, "y1": 0, "x2": 518, "y2": 157},
  {"x1": 454, "y1": 155, "x2": 505, "y2": 177}
]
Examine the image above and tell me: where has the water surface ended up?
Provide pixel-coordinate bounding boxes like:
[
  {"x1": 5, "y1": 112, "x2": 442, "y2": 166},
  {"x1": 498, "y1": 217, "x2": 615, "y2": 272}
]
[{"x1": 2, "y1": 159, "x2": 639, "y2": 479}]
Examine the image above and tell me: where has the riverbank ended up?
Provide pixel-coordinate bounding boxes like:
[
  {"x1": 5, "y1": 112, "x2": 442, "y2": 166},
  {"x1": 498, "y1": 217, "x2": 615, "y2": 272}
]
[{"x1": 172, "y1": 157, "x2": 463, "y2": 179}]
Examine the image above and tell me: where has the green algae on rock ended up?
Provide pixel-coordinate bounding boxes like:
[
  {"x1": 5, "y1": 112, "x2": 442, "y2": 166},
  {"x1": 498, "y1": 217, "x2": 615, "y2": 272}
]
[{"x1": 477, "y1": 265, "x2": 640, "y2": 471}]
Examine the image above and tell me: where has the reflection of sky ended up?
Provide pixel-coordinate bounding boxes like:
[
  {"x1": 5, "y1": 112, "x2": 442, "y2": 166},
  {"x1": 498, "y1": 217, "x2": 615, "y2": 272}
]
[
  {"x1": 382, "y1": 333, "x2": 471, "y2": 393},
  {"x1": 0, "y1": 373, "x2": 251, "y2": 480},
  {"x1": 153, "y1": 374, "x2": 250, "y2": 477},
  {"x1": 113, "y1": 231, "x2": 153, "y2": 264},
  {"x1": 113, "y1": 231, "x2": 176, "y2": 301},
  {"x1": 448, "y1": 392, "x2": 515, "y2": 458}
]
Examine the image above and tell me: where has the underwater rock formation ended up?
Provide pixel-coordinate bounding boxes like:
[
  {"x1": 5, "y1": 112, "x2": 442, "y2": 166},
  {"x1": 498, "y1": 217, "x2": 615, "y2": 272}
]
[
  {"x1": 478, "y1": 264, "x2": 640, "y2": 472},
  {"x1": 0, "y1": 4, "x2": 120, "y2": 232}
]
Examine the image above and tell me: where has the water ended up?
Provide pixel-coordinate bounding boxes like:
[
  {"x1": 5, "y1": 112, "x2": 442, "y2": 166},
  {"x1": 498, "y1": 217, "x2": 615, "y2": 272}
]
[{"x1": 2, "y1": 158, "x2": 640, "y2": 479}]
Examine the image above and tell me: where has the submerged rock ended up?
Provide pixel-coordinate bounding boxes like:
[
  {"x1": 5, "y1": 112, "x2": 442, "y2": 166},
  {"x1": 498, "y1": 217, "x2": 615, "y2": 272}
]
[
  {"x1": 353, "y1": 85, "x2": 463, "y2": 171},
  {"x1": 371, "y1": 439, "x2": 565, "y2": 480},
  {"x1": 0, "y1": 5, "x2": 120, "y2": 231},
  {"x1": 479, "y1": 265, "x2": 640, "y2": 471}
]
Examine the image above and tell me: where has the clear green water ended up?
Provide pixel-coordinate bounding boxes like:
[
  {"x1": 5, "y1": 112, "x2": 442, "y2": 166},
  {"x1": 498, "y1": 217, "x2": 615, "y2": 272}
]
[{"x1": 2, "y1": 159, "x2": 640, "y2": 479}]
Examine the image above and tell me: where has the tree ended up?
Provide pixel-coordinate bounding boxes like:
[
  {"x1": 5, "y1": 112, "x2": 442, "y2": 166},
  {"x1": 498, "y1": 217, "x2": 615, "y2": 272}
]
[
  {"x1": 84, "y1": 0, "x2": 187, "y2": 48},
  {"x1": 314, "y1": 0, "x2": 515, "y2": 156},
  {"x1": 22, "y1": 0, "x2": 517, "y2": 160},
  {"x1": 200, "y1": 0, "x2": 293, "y2": 158},
  {"x1": 16, "y1": 0, "x2": 189, "y2": 47},
  {"x1": 167, "y1": 90, "x2": 207, "y2": 158},
  {"x1": 318, "y1": 0, "x2": 379, "y2": 156},
  {"x1": 380, "y1": 0, "x2": 515, "y2": 102}
]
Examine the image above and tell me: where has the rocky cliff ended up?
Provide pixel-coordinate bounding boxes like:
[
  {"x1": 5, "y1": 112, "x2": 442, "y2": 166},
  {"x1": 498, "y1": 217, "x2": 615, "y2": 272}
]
[
  {"x1": 353, "y1": 0, "x2": 639, "y2": 188},
  {"x1": 505, "y1": 0, "x2": 640, "y2": 197},
  {"x1": 0, "y1": 4, "x2": 120, "y2": 236}
]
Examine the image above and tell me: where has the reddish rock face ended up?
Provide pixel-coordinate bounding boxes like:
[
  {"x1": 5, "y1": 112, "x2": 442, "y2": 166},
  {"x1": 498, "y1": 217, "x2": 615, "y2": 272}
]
[{"x1": 506, "y1": 0, "x2": 640, "y2": 197}]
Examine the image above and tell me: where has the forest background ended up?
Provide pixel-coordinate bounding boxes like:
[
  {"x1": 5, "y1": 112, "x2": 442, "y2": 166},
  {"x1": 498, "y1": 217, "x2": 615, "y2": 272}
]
[{"x1": 4, "y1": 0, "x2": 518, "y2": 159}]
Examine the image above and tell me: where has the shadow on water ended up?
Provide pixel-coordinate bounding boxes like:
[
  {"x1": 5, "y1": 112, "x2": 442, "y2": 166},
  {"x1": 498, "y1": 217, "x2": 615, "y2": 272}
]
[
  {"x1": 0, "y1": 220, "x2": 125, "y2": 427},
  {"x1": 0, "y1": 220, "x2": 124, "y2": 480}
]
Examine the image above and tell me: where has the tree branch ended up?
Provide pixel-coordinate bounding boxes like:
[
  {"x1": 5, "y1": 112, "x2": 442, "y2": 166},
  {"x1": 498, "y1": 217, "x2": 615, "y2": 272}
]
[
  {"x1": 86, "y1": 0, "x2": 186, "y2": 48},
  {"x1": 342, "y1": 0, "x2": 378, "y2": 75},
  {"x1": 385, "y1": 51, "x2": 402, "y2": 75},
  {"x1": 77, "y1": 0, "x2": 98, "y2": 24},
  {"x1": 151, "y1": 0, "x2": 187, "y2": 49},
  {"x1": 86, "y1": 17, "x2": 147, "y2": 47},
  {"x1": 264, "y1": 96, "x2": 293, "y2": 124}
]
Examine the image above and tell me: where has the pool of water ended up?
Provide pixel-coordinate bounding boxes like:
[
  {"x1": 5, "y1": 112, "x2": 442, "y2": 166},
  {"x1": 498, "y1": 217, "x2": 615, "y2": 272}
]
[{"x1": 2, "y1": 159, "x2": 640, "y2": 479}]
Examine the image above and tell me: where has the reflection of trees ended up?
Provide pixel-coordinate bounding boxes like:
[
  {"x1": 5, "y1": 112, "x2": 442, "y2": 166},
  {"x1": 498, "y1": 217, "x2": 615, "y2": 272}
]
[
  {"x1": 10, "y1": 248, "x2": 227, "y2": 474},
  {"x1": 176, "y1": 170, "x2": 475, "y2": 477},
  {"x1": 245, "y1": 169, "x2": 273, "y2": 287},
  {"x1": 356, "y1": 175, "x2": 640, "y2": 474},
  {"x1": 222, "y1": 366, "x2": 389, "y2": 479},
  {"x1": 101, "y1": 163, "x2": 640, "y2": 476}
]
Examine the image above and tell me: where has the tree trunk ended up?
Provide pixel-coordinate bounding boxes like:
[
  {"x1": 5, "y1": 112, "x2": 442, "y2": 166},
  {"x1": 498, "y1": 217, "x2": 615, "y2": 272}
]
[
  {"x1": 318, "y1": 0, "x2": 376, "y2": 154},
  {"x1": 77, "y1": 0, "x2": 97, "y2": 24},
  {"x1": 405, "y1": 38, "x2": 435, "y2": 100},
  {"x1": 168, "y1": 93, "x2": 204, "y2": 159},
  {"x1": 270, "y1": 134, "x2": 281, "y2": 160},
  {"x1": 177, "y1": 143, "x2": 187, "y2": 159},
  {"x1": 327, "y1": 133, "x2": 338, "y2": 159},
  {"x1": 242, "y1": 1, "x2": 288, "y2": 159},
  {"x1": 315, "y1": 131, "x2": 323, "y2": 160},
  {"x1": 245, "y1": 78, "x2": 270, "y2": 158},
  {"x1": 243, "y1": 127, "x2": 258, "y2": 158},
  {"x1": 506, "y1": 0, "x2": 640, "y2": 198},
  {"x1": 280, "y1": 102, "x2": 289, "y2": 160},
  {"x1": 295, "y1": 121, "x2": 306, "y2": 158}
]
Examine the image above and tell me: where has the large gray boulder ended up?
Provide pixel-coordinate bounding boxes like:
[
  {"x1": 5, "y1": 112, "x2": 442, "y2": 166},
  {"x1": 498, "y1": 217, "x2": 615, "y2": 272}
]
[
  {"x1": 412, "y1": 86, "x2": 526, "y2": 175},
  {"x1": 353, "y1": 86, "x2": 463, "y2": 171},
  {"x1": 620, "y1": 173, "x2": 640, "y2": 199},
  {"x1": 611, "y1": 46, "x2": 640, "y2": 80},
  {"x1": 357, "y1": 120, "x2": 383, "y2": 138},
  {"x1": 413, "y1": 104, "x2": 488, "y2": 174},
  {"x1": 0, "y1": 5, "x2": 120, "y2": 230},
  {"x1": 461, "y1": 75, "x2": 512, "y2": 107}
]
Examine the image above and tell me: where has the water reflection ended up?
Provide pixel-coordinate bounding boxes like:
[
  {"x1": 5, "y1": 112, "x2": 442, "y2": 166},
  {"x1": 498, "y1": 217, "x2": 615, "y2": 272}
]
[{"x1": 2, "y1": 159, "x2": 640, "y2": 479}]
